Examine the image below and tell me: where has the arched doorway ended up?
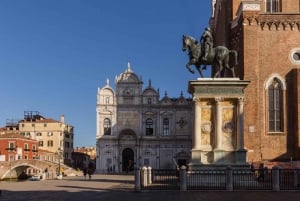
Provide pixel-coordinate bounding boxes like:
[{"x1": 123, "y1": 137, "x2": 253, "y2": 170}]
[{"x1": 122, "y1": 148, "x2": 134, "y2": 172}]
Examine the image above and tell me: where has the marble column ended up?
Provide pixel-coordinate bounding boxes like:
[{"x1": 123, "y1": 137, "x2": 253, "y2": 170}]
[
  {"x1": 215, "y1": 97, "x2": 223, "y2": 150},
  {"x1": 193, "y1": 99, "x2": 201, "y2": 149},
  {"x1": 236, "y1": 97, "x2": 244, "y2": 150}
]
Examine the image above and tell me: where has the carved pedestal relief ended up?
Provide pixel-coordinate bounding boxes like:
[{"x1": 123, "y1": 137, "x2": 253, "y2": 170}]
[
  {"x1": 201, "y1": 105, "x2": 213, "y2": 146},
  {"x1": 188, "y1": 79, "x2": 250, "y2": 167},
  {"x1": 222, "y1": 106, "x2": 236, "y2": 151}
]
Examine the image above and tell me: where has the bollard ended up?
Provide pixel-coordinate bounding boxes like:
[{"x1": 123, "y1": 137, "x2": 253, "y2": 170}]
[
  {"x1": 141, "y1": 166, "x2": 148, "y2": 187},
  {"x1": 134, "y1": 168, "x2": 141, "y2": 192},
  {"x1": 226, "y1": 166, "x2": 233, "y2": 191},
  {"x1": 147, "y1": 166, "x2": 152, "y2": 185},
  {"x1": 42, "y1": 173, "x2": 46, "y2": 180},
  {"x1": 272, "y1": 166, "x2": 280, "y2": 191},
  {"x1": 180, "y1": 166, "x2": 187, "y2": 191}
]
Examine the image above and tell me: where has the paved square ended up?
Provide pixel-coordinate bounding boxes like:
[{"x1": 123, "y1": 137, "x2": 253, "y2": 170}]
[{"x1": 1, "y1": 174, "x2": 300, "y2": 201}]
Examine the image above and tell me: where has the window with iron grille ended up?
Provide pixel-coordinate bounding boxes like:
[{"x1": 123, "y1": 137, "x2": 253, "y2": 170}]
[
  {"x1": 146, "y1": 118, "x2": 153, "y2": 136},
  {"x1": 163, "y1": 118, "x2": 170, "y2": 136}
]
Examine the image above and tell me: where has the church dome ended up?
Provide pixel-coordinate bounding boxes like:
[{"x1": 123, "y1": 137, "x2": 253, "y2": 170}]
[{"x1": 115, "y1": 62, "x2": 141, "y2": 84}]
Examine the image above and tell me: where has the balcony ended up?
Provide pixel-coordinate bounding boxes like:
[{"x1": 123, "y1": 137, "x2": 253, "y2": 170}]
[{"x1": 5, "y1": 147, "x2": 15, "y2": 151}]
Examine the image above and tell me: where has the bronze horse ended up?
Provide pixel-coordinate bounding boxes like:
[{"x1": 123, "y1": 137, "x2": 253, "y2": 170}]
[{"x1": 182, "y1": 35, "x2": 238, "y2": 78}]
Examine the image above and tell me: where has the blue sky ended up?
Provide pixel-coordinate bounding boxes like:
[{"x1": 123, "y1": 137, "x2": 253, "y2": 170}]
[{"x1": 0, "y1": 0, "x2": 211, "y2": 147}]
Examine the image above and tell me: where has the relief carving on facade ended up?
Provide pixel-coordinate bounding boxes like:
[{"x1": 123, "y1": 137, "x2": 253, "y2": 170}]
[
  {"x1": 222, "y1": 108, "x2": 235, "y2": 150},
  {"x1": 201, "y1": 107, "x2": 213, "y2": 145},
  {"x1": 222, "y1": 132, "x2": 235, "y2": 150},
  {"x1": 223, "y1": 121, "x2": 234, "y2": 133},
  {"x1": 201, "y1": 133, "x2": 211, "y2": 145},
  {"x1": 201, "y1": 107, "x2": 212, "y2": 121},
  {"x1": 201, "y1": 121, "x2": 212, "y2": 145},
  {"x1": 222, "y1": 107, "x2": 234, "y2": 122}
]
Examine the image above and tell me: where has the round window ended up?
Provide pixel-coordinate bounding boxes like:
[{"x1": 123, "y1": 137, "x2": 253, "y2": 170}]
[
  {"x1": 290, "y1": 48, "x2": 300, "y2": 64},
  {"x1": 293, "y1": 52, "x2": 300, "y2": 61}
]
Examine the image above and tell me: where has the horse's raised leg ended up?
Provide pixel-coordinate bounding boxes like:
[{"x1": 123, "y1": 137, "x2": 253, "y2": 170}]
[
  {"x1": 186, "y1": 63, "x2": 195, "y2": 74},
  {"x1": 195, "y1": 65, "x2": 204, "y2": 78}
]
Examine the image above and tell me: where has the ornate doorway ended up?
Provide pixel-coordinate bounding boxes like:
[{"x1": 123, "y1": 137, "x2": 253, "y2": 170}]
[{"x1": 122, "y1": 148, "x2": 134, "y2": 172}]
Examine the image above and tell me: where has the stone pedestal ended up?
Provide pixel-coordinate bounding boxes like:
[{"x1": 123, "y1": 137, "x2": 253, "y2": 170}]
[
  {"x1": 236, "y1": 149, "x2": 247, "y2": 164},
  {"x1": 188, "y1": 78, "x2": 250, "y2": 170}
]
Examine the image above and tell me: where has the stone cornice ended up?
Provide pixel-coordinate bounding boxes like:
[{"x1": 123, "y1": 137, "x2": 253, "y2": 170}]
[{"x1": 242, "y1": 13, "x2": 300, "y2": 31}]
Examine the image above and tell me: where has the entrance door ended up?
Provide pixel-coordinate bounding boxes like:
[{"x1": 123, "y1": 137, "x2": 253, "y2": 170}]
[
  {"x1": 177, "y1": 159, "x2": 187, "y2": 168},
  {"x1": 122, "y1": 148, "x2": 134, "y2": 172}
]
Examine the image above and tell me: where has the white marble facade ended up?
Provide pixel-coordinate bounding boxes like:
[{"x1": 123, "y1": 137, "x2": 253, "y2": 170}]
[
  {"x1": 188, "y1": 79, "x2": 249, "y2": 168},
  {"x1": 95, "y1": 63, "x2": 193, "y2": 173}
]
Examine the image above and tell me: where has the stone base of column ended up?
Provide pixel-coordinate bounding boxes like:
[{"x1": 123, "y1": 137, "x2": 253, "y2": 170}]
[
  {"x1": 236, "y1": 149, "x2": 247, "y2": 164},
  {"x1": 190, "y1": 149, "x2": 247, "y2": 167},
  {"x1": 213, "y1": 149, "x2": 225, "y2": 164},
  {"x1": 189, "y1": 149, "x2": 202, "y2": 166},
  {"x1": 191, "y1": 148, "x2": 214, "y2": 163}
]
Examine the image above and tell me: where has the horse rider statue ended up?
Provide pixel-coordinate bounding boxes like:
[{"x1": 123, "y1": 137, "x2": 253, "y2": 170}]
[{"x1": 200, "y1": 27, "x2": 213, "y2": 61}]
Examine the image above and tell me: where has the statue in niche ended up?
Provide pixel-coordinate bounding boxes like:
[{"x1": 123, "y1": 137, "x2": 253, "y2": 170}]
[{"x1": 182, "y1": 27, "x2": 238, "y2": 78}]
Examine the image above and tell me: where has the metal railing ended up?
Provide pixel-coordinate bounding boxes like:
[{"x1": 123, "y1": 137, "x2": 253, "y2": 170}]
[
  {"x1": 279, "y1": 169, "x2": 300, "y2": 190},
  {"x1": 232, "y1": 169, "x2": 272, "y2": 190},
  {"x1": 187, "y1": 169, "x2": 226, "y2": 190},
  {"x1": 136, "y1": 166, "x2": 300, "y2": 191},
  {"x1": 142, "y1": 168, "x2": 180, "y2": 190}
]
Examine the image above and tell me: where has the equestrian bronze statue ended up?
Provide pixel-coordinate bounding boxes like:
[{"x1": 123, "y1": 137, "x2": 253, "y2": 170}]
[{"x1": 182, "y1": 34, "x2": 238, "y2": 78}]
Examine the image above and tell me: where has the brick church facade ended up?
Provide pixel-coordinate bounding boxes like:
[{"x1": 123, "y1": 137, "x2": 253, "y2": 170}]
[{"x1": 211, "y1": 0, "x2": 300, "y2": 162}]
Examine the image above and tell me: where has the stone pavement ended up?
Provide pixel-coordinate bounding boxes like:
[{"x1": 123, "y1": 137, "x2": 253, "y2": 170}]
[{"x1": 1, "y1": 174, "x2": 300, "y2": 201}]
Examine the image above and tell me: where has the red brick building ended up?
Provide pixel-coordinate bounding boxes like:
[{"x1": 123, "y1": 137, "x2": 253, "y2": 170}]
[
  {"x1": 0, "y1": 133, "x2": 39, "y2": 161},
  {"x1": 210, "y1": 0, "x2": 300, "y2": 162}
]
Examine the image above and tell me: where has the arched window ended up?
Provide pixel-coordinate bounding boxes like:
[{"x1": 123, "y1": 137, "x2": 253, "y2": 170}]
[
  {"x1": 146, "y1": 118, "x2": 153, "y2": 136},
  {"x1": 163, "y1": 118, "x2": 169, "y2": 136},
  {"x1": 105, "y1": 97, "x2": 110, "y2": 104},
  {"x1": 268, "y1": 78, "x2": 283, "y2": 132},
  {"x1": 103, "y1": 118, "x2": 111, "y2": 135},
  {"x1": 266, "y1": 0, "x2": 281, "y2": 13}
]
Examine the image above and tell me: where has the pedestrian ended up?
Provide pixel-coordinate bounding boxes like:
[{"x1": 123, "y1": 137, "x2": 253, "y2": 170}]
[
  {"x1": 88, "y1": 168, "x2": 93, "y2": 180},
  {"x1": 257, "y1": 163, "x2": 265, "y2": 181},
  {"x1": 83, "y1": 168, "x2": 87, "y2": 179},
  {"x1": 250, "y1": 163, "x2": 255, "y2": 172},
  {"x1": 88, "y1": 161, "x2": 94, "y2": 180}
]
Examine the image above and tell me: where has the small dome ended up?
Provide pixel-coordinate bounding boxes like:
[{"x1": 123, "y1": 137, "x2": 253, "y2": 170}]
[
  {"x1": 142, "y1": 80, "x2": 158, "y2": 96},
  {"x1": 160, "y1": 91, "x2": 172, "y2": 105},
  {"x1": 98, "y1": 78, "x2": 115, "y2": 96},
  {"x1": 115, "y1": 62, "x2": 141, "y2": 84}
]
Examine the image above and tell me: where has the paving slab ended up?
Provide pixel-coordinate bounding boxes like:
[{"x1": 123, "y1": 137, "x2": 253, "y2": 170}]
[{"x1": 1, "y1": 174, "x2": 300, "y2": 201}]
